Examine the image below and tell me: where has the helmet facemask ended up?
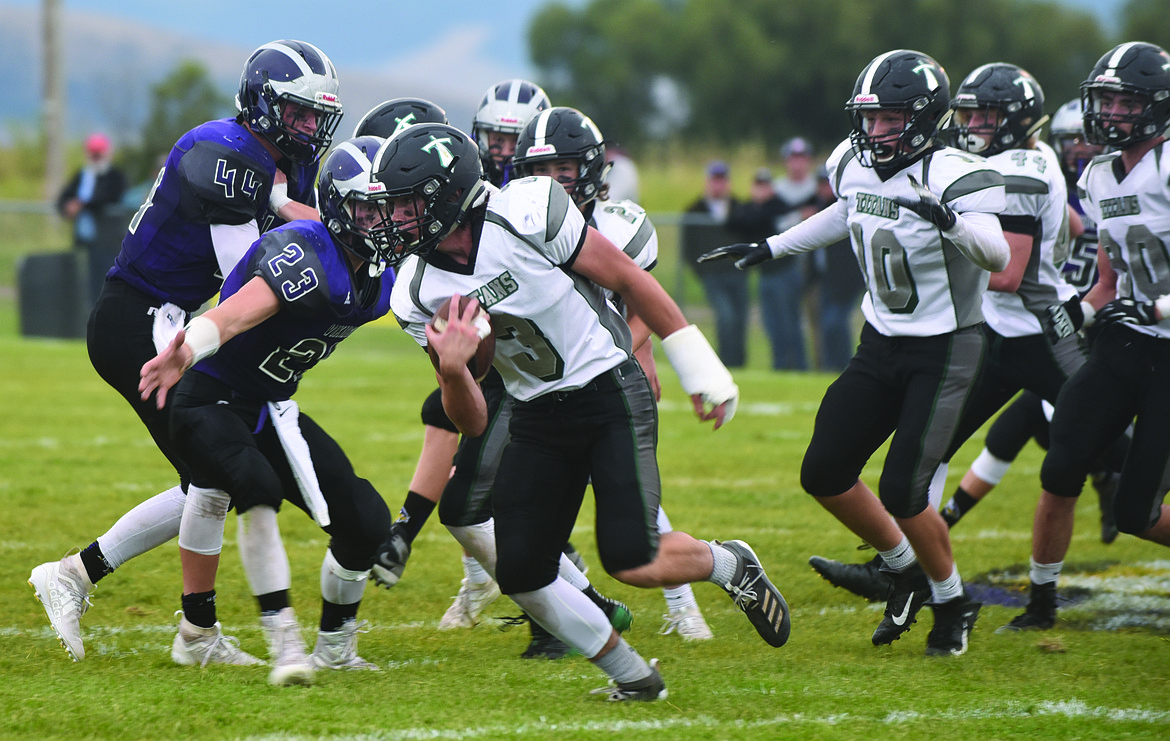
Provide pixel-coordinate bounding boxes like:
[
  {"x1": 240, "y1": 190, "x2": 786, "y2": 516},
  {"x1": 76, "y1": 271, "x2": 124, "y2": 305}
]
[
  {"x1": 1081, "y1": 42, "x2": 1170, "y2": 148},
  {"x1": 238, "y1": 40, "x2": 343, "y2": 166},
  {"x1": 317, "y1": 137, "x2": 391, "y2": 275}
]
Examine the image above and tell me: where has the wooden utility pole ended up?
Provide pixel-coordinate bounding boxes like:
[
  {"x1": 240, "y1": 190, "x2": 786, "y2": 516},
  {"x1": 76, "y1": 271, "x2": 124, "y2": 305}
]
[{"x1": 42, "y1": 0, "x2": 64, "y2": 202}]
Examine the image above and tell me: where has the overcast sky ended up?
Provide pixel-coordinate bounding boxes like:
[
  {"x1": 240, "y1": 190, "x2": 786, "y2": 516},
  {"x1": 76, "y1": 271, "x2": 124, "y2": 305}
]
[{"x1": 8, "y1": 0, "x2": 585, "y2": 75}]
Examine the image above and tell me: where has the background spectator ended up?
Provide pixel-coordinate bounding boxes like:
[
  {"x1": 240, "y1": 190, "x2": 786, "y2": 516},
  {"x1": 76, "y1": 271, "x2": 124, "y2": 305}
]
[
  {"x1": 682, "y1": 160, "x2": 747, "y2": 367},
  {"x1": 753, "y1": 138, "x2": 819, "y2": 371},
  {"x1": 56, "y1": 133, "x2": 127, "y2": 302}
]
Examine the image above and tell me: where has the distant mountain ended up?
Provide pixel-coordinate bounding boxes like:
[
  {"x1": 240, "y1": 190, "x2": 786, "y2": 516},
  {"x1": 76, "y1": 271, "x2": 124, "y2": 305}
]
[{"x1": 0, "y1": 4, "x2": 509, "y2": 146}]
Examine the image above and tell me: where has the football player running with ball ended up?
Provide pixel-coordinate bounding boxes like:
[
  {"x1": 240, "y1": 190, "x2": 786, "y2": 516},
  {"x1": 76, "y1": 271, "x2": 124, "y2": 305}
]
[
  {"x1": 371, "y1": 123, "x2": 789, "y2": 701},
  {"x1": 702, "y1": 49, "x2": 1009, "y2": 657},
  {"x1": 512, "y1": 105, "x2": 715, "y2": 642}
]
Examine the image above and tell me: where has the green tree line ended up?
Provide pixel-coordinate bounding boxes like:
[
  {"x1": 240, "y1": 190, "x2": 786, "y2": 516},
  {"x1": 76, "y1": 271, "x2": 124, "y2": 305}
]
[{"x1": 528, "y1": 0, "x2": 1168, "y2": 151}]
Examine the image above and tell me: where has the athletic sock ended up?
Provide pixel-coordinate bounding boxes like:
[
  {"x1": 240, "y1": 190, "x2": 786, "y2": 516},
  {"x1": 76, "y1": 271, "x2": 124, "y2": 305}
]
[
  {"x1": 941, "y1": 487, "x2": 980, "y2": 527},
  {"x1": 396, "y1": 491, "x2": 436, "y2": 542},
  {"x1": 878, "y1": 537, "x2": 916, "y2": 572},
  {"x1": 592, "y1": 636, "x2": 652, "y2": 685},
  {"x1": 257, "y1": 590, "x2": 292, "y2": 616},
  {"x1": 319, "y1": 599, "x2": 360, "y2": 632},
  {"x1": 181, "y1": 590, "x2": 218, "y2": 629},
  {"x1": 79, "y1": 542, "x2": 113, "y2": 585}
]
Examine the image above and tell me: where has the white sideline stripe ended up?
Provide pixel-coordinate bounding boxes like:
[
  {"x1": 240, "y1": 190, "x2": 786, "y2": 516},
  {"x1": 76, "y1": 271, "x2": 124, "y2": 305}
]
[
  {"x1": 6, "y1": 621, "x2": 436, "y2": 639},
  {"x1": 233, "y1": 699, "x2": 1170, "y2": 740}
]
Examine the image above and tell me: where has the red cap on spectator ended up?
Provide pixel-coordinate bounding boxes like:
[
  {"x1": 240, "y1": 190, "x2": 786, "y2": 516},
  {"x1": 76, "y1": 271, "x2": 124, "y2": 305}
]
[{"x1": 85, "y1": 133, "x2": 111, "y2": 157}]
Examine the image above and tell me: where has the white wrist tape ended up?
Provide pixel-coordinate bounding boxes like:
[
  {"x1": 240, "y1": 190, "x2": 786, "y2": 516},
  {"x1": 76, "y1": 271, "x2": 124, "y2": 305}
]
[
  {"x1": 1081, "y1": 300, "x2": 1097, "y2": 328},
  {"x1": 268, "y1": 180, "x2": 292, "y2": 213},
  {"x1": 661, "y1": 324, "x2": 739, "y2": 423},
  {"x1": 1155, "y1": 294, "x2": 1170, "y2": 322},
  {"x1": 183, "y1": 316, "x2": 221, "y2": 366}
]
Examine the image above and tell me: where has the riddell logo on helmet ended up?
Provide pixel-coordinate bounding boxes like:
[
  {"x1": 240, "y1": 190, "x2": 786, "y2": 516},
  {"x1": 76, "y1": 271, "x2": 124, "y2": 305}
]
[
  {"x1": 854, "y1": 94, "x2": 879, "y2": 104},
  {"x1": 317, "y1": 92, "x2": 340, "y2": 105},
  {"x1": 366, "y1": 182, "x2": 386, "y2": 194},
  {"x1": 499, "y1": 116, "x2": 522, "y2": 125},
  {"x1": 1094, "y1": 74, "x2": 1122, "y2": 84},
  {"x1": 527, "y1": 145, "x2": 556, "y2": 156}
]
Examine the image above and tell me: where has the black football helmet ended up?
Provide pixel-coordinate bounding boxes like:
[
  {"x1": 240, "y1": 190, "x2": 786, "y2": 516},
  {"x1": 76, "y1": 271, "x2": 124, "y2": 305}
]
[
  {"x1": 471, "y1": 79, "x2": 551, "y2": 186},
  {"x1": 368, "y1": 123, "x2": 488, "y2": 265},
  {"x1": 513, "y1": 107, "x2": 611, "y2": 210},
  {"x1": 316, "y1": 136, "x2": 391, "y2": 271},
  {"x1": 949, "y1": 63, "x2": 1048, "y2": 156},
  {"x1": 846, "y1": 50, "x2": 950, "y2": 176},
  {"x1": 1081, "y1": 42, "x2": 1170, "y2": 148},
  {"x1": 236, "y1": 40, "x2": 343, "y2": 165},
  {"x1": 352, "y1": 98, "x2": 449, "y2": 140},
  {"x1": 1049, "y1": 98, "x2": 1103, "y2": 183}
]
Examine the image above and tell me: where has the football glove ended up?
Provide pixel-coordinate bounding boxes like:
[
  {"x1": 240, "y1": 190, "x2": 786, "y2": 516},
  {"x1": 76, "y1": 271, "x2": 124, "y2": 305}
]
[
  {"x1": 1096, "y1": 297, "x2": 1159, "y2": 327},
  {"x1": 892, "y1": 174, "x2": 957, "y2": 231},
  {"x1": 370, "y1": 522, "x2": 411, "y2": 589},
  {"x1": 1044, "y1": 297, "x2": 1086, "y2": 344},
  {"x1": 697, "y1": 242, "x2": 772, "y2": 270}
]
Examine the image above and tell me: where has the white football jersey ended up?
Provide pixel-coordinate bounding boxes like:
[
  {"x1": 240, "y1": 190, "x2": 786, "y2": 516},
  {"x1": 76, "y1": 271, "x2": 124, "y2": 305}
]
[
  {"x1": 589, "y1": 198, "x2": 659, "y2": 313},
  {"x1": 391, "y1": 176, "x2": 632, "y2": 401},
  {"x1": 827, "y1": 139, "x2": 1008, "y2": 336},
  {"x1": 1078, "y1": 142, "x2": 1170, "y2": 340},
  {"x1": 981, "y1": 141, "x2": 1077, "y2": 337}
]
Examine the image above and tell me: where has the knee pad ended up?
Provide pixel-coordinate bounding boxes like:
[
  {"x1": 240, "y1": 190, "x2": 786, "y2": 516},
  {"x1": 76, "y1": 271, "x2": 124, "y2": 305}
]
[
  {"x1": 321, "y1": 548, "x2": 369, "y2": 605},
  {"x1": 177, "y1": 486, "x2": 231, "y2": 555},
  {"x1": 420, "y1": 388, "x2": 458, "y2": 433},
  {"x1": 447, "y1": 520, "x2": 497, "y2": 579},
  {"x1": 970, "y1": 449, "x2": 1013, "y2": 486}
]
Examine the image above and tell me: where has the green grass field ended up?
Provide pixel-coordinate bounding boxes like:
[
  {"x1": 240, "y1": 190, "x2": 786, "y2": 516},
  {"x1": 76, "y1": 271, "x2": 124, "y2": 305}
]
[{"x1": 1, "y1": 211, "x2": 1168, "y2": 739}]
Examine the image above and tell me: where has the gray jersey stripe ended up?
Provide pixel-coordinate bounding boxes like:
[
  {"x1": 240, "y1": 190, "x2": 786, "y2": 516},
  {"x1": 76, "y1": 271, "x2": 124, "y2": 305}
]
[
  {"x1": 941, "y1": 169, "x2": 1004, "y2": 203},
  {"x1": 1004, "y1": 175, "x2": 1050, "y2": 195}
]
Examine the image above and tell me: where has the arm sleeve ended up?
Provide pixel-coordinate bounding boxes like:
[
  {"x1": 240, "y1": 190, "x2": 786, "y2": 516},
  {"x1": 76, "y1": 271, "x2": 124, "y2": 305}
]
[
  {"x1": 944, "y1": 211, "x2": 1010, "y2": 272},
  {"x1": 764, "y1": 199, "x2": 849, "y2": 258},
  {"x1": 210, "y1": 221, "x2": 260, "y2": 280}
]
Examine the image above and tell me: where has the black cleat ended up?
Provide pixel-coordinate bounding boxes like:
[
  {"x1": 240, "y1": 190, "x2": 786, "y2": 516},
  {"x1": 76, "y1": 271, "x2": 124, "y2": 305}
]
[
  {"x1": 925, "y1": 592, "x2": 981, "y2": 657},
  {"x1": 716, "y1": 540, "x2": 790, "y2": 647},
  {"x1": 872, "y1": 564, "x2": 930, "y2": 646},
  {"x1": 590, "y1": 658, "x2": 668, "y2": 702},
  {"x1": 996, "y1": 581, "x2": 1057, "y2": 633},
  {"x1": 370, "y1": 522, "x2": 411, "y2": 589},
  {"x1": 521, "y1": 617, "x2": 578, "y2": 660},
  {"x1": 809, "y1": 553, "x2": 892, "y2": 602}
]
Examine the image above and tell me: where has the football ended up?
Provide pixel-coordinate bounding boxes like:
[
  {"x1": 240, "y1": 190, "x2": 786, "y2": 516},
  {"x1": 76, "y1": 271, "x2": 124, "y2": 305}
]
[{"x1": 428, "y1": 295, "x2": 495, "y2": 382}]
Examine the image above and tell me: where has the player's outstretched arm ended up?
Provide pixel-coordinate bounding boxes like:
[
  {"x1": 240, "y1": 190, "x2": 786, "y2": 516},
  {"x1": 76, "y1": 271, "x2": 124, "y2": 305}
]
[
  {"x1": 573, "y1": 228, "x2": 737, "y2": 428},
  {"x1": 138, "y1": 276, "x2": 280, "y2": 409}
]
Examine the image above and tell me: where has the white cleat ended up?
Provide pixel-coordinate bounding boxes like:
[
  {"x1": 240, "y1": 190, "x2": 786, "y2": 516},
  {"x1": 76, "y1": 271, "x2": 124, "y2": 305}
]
[
  {"x1": 261, "y1": 607, "x2": 315, "y2": 686},
  {"x1": 659, "y1": 606, "x2": 714, "y2": 641},
  {"x1": 171, "y1": 615, "x2": 264, "y2": 667},
  {"x1": 29, "y1": 555, "x2": 93, "y2": 662},
  {"x1": 311, "y1": 619, "x2": 380, "y2": 671},
  {"x1": 437, "y1": 578, "x2": 501, "y2": 630}
]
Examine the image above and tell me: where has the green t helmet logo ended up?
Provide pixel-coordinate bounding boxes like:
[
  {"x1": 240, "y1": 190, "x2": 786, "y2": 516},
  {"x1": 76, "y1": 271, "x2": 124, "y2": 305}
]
[
  {"x1": 913, "y1": 60, "x2": 940, "y2": 91},
  {"x1": 422, "y1": 136, "x2": 455, "y2": 167},
  {"x1": 392, "y1": 113, "x2": 418, "y2": 137}
]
